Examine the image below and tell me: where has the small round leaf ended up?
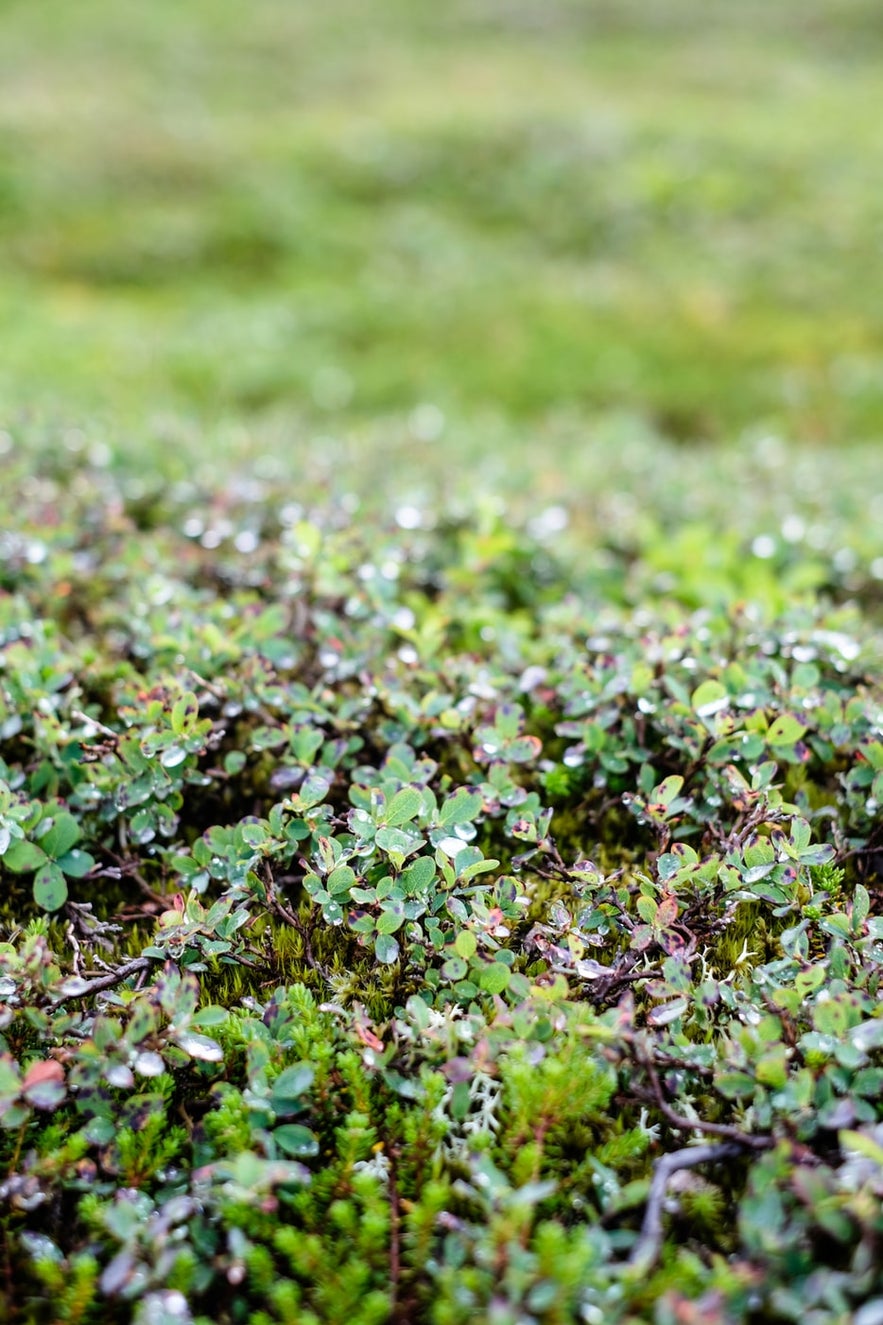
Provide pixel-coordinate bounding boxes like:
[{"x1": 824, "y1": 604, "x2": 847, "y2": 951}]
[
  {"x1": 374, "y1": 933, "x2": 400, "y2": 964},
  {"x1": 33, "y1": 863, "x2": 68, "y2": 912}
]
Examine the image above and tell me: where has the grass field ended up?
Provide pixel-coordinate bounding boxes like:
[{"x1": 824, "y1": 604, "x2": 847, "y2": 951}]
[{"x1": 2, "y1": 0, "x2": 883, "y2": 480}]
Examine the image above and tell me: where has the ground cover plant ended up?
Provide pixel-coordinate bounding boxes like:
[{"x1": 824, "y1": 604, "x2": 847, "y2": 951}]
[
  {"x1": 2, "y1": 1, "x2": 883, "y2": 1322},
  {"x1": 0, "y1": 434, "x2": 881, "y2": 1324}
]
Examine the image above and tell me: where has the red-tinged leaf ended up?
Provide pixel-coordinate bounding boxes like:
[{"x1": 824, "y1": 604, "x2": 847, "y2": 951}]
[
  {"x1": 22, "y1": 1059, "x2": 66, "y2": 1110},
  {"x1": 655, "y1": 892, "x2": 679, "y2": 928},
  {"x1": 506, "y1": 735, "x2": 543, "y2": 764},
  {"x1": 22, "y1": 1059, "x2": 64, "y2": 1090}
]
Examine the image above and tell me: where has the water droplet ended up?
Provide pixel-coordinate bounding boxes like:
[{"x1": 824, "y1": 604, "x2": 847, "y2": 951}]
[
  {"x1": 528, "y1": 505, "x2": 568, "y2": 539},
  {"x1": 781, "y1": 514, "x2": 805, "y2": 543},
  {"x1": 395, "y1": 504, "x2": 423, "y2": 530},
  {"x1": 234, "y1": 529, "x2": 259, "y2": 554},
  {"x1": 751, "y1": 534, "x2": 776, "y2": 559}
]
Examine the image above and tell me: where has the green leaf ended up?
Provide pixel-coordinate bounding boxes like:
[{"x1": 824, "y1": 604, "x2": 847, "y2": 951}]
[
  {"x1": 55, "y1": 849, "x2": 95, "y2": 879},
  {"x1": 853, "y1": 884, "x2": 871, "y2": 931},
  {"x1": 33, "y1": 863, "x2": 68, "y2": 911},
  {"x1": 38, "y1": 812, "x2": 80, "y2": 860},
  {"x1": 454, "y1": 930, "x2": 477, "y2": 960},
  {"x1": 274, "y1": 1124, "x2": 319, "y2": 1158},
  {"x1": 743, "y1": 839, "x2": 775, "y2": 868},
  {"x1": 479, "y1": 962, "x2": 511, "y2": 995},
  {"x1": 292, "y1": 773, "x2": 331, "y2": 809},
  {"x1": 636, "y1": 896, "x2": 658, "y2": 925},
  {"x1": 840, "y1": 1129, "x2": 883, "y2": 1166},
  {"x1": 171, "y1": 693, "x2": 198, "y2": 735},
  {"x1": 506, "y1": 735, "x2": 543, "y2": 763},
  {"x1": 691, "y1": 680, "x2": 729, "y2": 717},
  {"x1": 191, "y1": 1005, "x2": 229, "y2": 1028},
  {"x1": 385, "y1": 787, "x2": 423, "y2": 827},
  {"x1": 374, "y1": 933, "x2": 400, "y2": 964},
  {"x1": 376, "y1": 909, "x2": 404, "y2": 934},
  {"x1": 798, "y1": 843, "x2": 834, "y2": 865},
  {"x1": 327, "y1": 864, "x2": 356, "y2": 895},
  {"x1": 401, "y1": 856, "x2": 436, "y2": 895},
  {"x1": 439, "y1": 788, "x2": 483, "y2": 827},
  {"x1": 790, "y1": 818, "x2": 811, "y2": 851},
  {"x1": 224, "y1": 750, "x2": 247, "y2": 775},
  {"x1": 0, "y1": 1055, "x2": 21, "y2": 1098},
  {"x1": 159, "y1": 744, "x2": 189, "y2": 769},
  {"x1": 767, "y1": 714, "x2": 807, "y2": 745},
  {"x1": 459, "y1": 856, "x2": 500, "y2": 882},
  {"x1": 742, "y1": 862, "x2": 776, "y2": 884},
  {"x1": 3, "y1": 840, "x2": 48, "y2": 873},
  {"x1": 653, "y1": 775, "x2": 684, "y2": 808},
  {"x1": 271, "y1": 1064, "x2": 315, "y2": 1108},
  {"x1": 715, "y1": 1071, "x2": 756, "y2": 1098},
  {"x1": 441, "y1": 955, "x2": 468, "y2": 982},
  {"x1": 374, "y1": 826, "x2": 421, "y2": 858},
  {"x1": 496, "y1": 705, "x2": 523, "y2": 739}
]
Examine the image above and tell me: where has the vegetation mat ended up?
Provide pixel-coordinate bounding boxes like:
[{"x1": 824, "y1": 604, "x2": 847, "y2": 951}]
[
  {"x1": 2, "y1": 1, "x2": 883, "y2": 1322},
  {"x1": 0, "y1": 434, "x2": 881, "y2": 1323}
]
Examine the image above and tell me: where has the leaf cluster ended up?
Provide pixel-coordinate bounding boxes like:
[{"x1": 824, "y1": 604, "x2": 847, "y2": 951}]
[{"x1": 0, "y1": 447, "x2": 881, "y2": 1322}]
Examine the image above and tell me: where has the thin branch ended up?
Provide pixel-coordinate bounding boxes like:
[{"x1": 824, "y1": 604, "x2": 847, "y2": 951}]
[
  {"x1": 70, "y1": 708, "x2": 119, "y2": 741},
  {"x1": 50, "y1": 956, "x2": 152, "y2": 1006},
  {"x1": 630, "y1": 1141, "x2": 743, "y2": 1271},
  {"x1": 642, "y1": 1052, "x2": 771, "y2": 1151},
  {"x1": 65, "y1": 921, "x2": 82, "y2": 977},
  {"x1": 265, "y1": 882, "x2": 332, "y2": 980},
  {"x1": 102, "y1": 848, "x2": 168, "y2": 904}
]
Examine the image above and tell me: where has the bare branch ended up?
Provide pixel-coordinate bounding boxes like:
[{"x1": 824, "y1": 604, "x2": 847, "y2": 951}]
[
  {"x1": 50, "y1": 957, "x2": 152, "y2": 1006},
  {"x1": 70, "y1": 708, "x2": 119, "y2": 741},
  {"x1": 630, "y1": 1141, "x2": 743, "y2": 1271},
  {"x1": 636, "y1": 1044, "x2": 772, "y2": 1151}
]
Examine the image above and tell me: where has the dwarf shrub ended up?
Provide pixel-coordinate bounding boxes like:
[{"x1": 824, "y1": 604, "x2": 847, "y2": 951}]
[{"x1": 0, "y1": 437, "x2": 881, "y2": 1322}]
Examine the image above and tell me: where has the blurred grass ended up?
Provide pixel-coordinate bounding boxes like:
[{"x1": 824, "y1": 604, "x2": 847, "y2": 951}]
[{"x1": 1, "y1": 0, "x2": 882, "y2": 465}]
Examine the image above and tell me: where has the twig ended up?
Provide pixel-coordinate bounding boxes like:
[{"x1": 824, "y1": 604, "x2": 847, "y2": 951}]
[
  {"x1": 642, "y1": 1053, "x2": 772, "y2": 1150},
  {"x1": 629, "y1": 1141, "x2": 743, "y2": 1271},
  {"x1": 70, "y1": 708, "x2": 119, "y2": 740},
  {"x1": 265, "y1": 883, "x2": 332, "y2": 980},
  {"x1": 65, "y1": 922, "x2": 82, "y2": 977},
  {"x1": 50, "y1": 957, "x2": 152, "y2": 1006},
  {"x1": 103, "y1": 849, "x2": 167, "y2": 904}
]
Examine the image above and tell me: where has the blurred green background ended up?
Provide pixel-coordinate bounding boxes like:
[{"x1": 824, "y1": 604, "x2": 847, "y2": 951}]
[{"x1": 1, "y1": 0, "x2": 882, "y2": 471}]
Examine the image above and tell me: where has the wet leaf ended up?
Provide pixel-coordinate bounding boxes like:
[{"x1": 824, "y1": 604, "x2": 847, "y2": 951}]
[{"x1": 274, "y1": 1124, "x2": 319, "y2": 1158}]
